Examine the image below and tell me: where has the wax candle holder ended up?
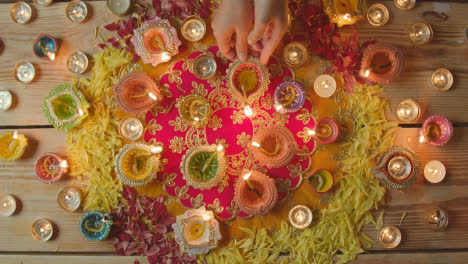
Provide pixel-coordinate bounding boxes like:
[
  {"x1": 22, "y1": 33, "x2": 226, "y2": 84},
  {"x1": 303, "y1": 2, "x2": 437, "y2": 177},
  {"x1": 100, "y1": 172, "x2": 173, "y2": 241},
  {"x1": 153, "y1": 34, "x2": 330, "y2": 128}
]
[
  {"x1": 323, "y1": 0, "x2": 364, "y2": 27},
  {"x1": 34, "y1": 0, "x2": 53, "y2": 6},
  {"x1": 180, "y1": 145, "x2": 226, "y2": 190},
  {"x1": 0, "y1": 90, "x2": 13, "y2": 112},
  {"x1": 283, "y1": 42, "x2": 309, "y2": 68},
  {"x1": 57, "y1": 186, "x2": 82, "y2": 211},
  {"x1": 181, "y1": 16, "x2": 207, "y2": 42},
  {"x1": 66, "y1": 1, "x2": 88, "y2": 22},
  {"x1": 192, "y1": 53, "x2": 217, "y2": 80},
  {"x1": 107, "y1": 0, "x2": 131, "y2": 16},
  {"x1": 33, "y1": 35, "x2": 58, "y2": 61},
  {"x1": 409, "y1": 22, "x2": 433, "y2": 45},
  {"x1": 288, "y1": 205, "x2": 313, "y2": 229},
  {"x1": 431, "y1": 68, "x2": 453, "y2": 91},
  {"x1": 249, "y1": 126, "x2": 297, "y2": 169},
  {"x1": 307, "y1": 169, "x2": 334, "y2": 193},
  {"x1": 10, "y1": 2, "x2": 32, "y2": 24},
  {"x1": 35, "y1": 152, "x2": 68, "y2": 184},
  {"x1": 394, "y1": 0, "x2": 416, "y2": 10},
  {"x1": 0, "y1": 194, "x2": 17, "y2": 216},
  {"x1": 425, "y1": 206, "x2": 448, "y2": 231},
  {"x1": 234, "y1": 170, "x2": 278, "y2": 216},
  {"x1": 131, "y1": 17, "x2": 181, "y2": 67},
  {"x1": 172, "y1": 206, "x2": 221, "y2": 255},
  {"x1": 115, "y1": 142, "x2": 162, "y2": 187},
  {"x1": 14, "y1": 61, "x2": 36, "y2": 83},
  {"x1": 0, "y1": 131, "x2": 28, "y2": 161},
  {"x1": 42, "y1": 84, "x2": 90, "y2": 132},
  {"x1": 118, "y1": 117, "x2": 144, "y2": 141},
  {"x1": 360, "y1": 43, "x2": 403, "y2": 84},
  {"x1": 419, "y1": 115, "x2": 453, "y2": 146},
  {"x1": 226, "y1": 57, "x2": 270, "y2": 105},
  {"x1": 313, "y1": 117, "x2": 339, "y2": 144},
  {"x1": 424, "y1": 160, "x2": 446, "y2": 183},
  {"x1": 67, "y1": 51, "x2": 89, "y2": 74},
  {"x1": 32, "y1": 219, "x2": 54, "y2": 241},
  {"x1": 314, "y1": 75, "x2": 337, "y2": 98},
  {"x1": 274, "y1": 80, "x2": 305, "y2": 113},
  {"x1": 113, "y1": 72, "x2": 162, "y2": 115},
  {"x1": 379, "y1": 226, "x2": 402, "y2": 248},
  {"x1": 372, "y1": 146, "x2": 420, "y2": 190},
  {"x1": 178, "y1": 95, "x2": 210, "y2": 127},
  {"x1": 79, "y1": 211, "x2": 113, "y2": 241},
  {"x1": 367, "y1": 4, "x2": 390, "y2": 27},
  {"x1": 396, "y1": 99, "x2": 420, "y2": 122}
]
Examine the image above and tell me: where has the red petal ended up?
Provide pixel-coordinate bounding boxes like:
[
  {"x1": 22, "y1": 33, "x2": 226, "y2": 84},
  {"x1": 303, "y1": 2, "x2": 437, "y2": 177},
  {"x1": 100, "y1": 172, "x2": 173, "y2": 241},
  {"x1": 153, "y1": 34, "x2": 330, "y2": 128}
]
[
  {"x1": 104, "y1": 23, "x2": 119, "y2": 31},
  {"x1": 131, "y1": 53, "x2": 140, "y2": 63}
]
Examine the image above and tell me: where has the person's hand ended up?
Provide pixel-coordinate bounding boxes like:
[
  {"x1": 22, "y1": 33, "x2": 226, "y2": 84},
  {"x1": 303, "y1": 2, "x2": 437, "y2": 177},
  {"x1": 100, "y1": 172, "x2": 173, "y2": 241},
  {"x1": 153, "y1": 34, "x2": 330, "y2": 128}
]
[
  {"x1": 248, "y1": 0, "x2": 288, "y2": 65},
  {"x1": 212, "y1": 0, "x2": 253, "y2": 61}
]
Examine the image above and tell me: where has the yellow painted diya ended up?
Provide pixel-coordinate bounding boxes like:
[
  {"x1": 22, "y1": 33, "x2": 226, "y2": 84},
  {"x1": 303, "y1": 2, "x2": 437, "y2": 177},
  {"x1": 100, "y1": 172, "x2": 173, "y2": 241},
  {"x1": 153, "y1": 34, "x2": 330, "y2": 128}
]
[
  {"x1": 0, "y1": 131, "x2": 28, "y2": 161},
  {"x1": 323, "y1": 0, "x2": 365, "y2": 27},
  {"x1": 178, "y1": 95, "x2": 210, "y2": 127}
]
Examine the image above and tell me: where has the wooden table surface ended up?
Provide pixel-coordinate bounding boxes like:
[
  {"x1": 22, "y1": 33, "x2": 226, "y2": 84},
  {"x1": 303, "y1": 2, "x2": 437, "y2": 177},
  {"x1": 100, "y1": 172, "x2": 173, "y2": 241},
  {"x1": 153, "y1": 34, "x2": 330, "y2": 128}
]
[{"x1": 0, "y1": 1, "x2": 467, "y2": 263}]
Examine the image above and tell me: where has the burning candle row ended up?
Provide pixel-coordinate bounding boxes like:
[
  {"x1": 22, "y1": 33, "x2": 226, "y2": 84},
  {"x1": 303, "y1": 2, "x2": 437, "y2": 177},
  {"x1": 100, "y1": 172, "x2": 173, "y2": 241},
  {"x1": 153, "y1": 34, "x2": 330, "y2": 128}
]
[{"x1": 10, "y1": 1, "x2": 89, "y2": 24}]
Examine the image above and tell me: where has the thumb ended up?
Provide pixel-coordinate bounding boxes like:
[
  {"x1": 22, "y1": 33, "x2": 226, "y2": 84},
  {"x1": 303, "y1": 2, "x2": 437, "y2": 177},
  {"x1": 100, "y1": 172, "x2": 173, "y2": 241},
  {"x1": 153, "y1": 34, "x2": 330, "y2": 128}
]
[{"x1": 248, "y1": 23, "x2": 268, "y2": 46}]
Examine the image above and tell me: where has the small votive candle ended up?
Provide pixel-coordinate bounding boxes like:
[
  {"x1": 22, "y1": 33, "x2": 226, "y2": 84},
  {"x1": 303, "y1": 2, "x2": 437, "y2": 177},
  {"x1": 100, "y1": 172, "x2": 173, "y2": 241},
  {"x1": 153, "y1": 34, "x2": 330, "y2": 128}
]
[
  {"x1": 394, "y1": 0, "x2": 416, "y2": 10},
  {"x1": 288, "y1": 205, "x2": 313, "y2": 229},
  {"x1": 192, "y1": 54, "x2": 217, "y2": 80},
  {"x1": 283, "y1": 42, "x2": 308, "y2": 68},
  {"x1": 10, "y1": 2, "x2": 32, "y2": 24},
  {"x1": 387, "y1": 156, "x2": 412, "y2": 180},
  {"x1": 396, "y1": 99, "x2": 420, "y2": 122},
  {"x1": 0, "y1": 90, "x2": 13, "y2": 112},
  {"x1": 409, "y1": 22, "x2": 433, "y2": 45},
  {"x1": 107, "y1": 0, "x2": 131, "y2": 16},
  {"x1": 0, "y1": 194, "x2": 17, "y2": 216},
  {"x1": 313, "y1": 74, "x2": 337, "y2": 98},
  {"x1": 431, "y1": 68, "x2": 453, "y2": 91},
  {"x1": 118, "y1": 117, "x2": 144, "y2": 141},
  {"x1": 367, "y1": 4, "x2": 390, "y2": 27},
  {"x1": 66, "y1": 1, "x2": 88, "y2": 22},
  {"x1": 424, "y1": 160, "x2": 446, "y2": 183},
  {"x1": 181, "y1": 16, "x2": 206, "y2": 42},
  {"x1": 32, "y1": 219, "x2": 54, "y2": 241},
  {"x1": 34, "y1": 0, "x2": 53, "y2": 6},
  {"x1": 425, "y1": 207, "x2": 448, "y2": 231},
  {"x1": 67, "y1": 51, "x2": 89, "y2": 74},
  {"x1": 14, "y1": 62, "x2": 36, "y2": 83},
  {"x1": 57, "y1": 186, "x2": 82, "y2": 211},
  {"x1": 379, "y1": 226, "x2": 402, "y2": 248}
]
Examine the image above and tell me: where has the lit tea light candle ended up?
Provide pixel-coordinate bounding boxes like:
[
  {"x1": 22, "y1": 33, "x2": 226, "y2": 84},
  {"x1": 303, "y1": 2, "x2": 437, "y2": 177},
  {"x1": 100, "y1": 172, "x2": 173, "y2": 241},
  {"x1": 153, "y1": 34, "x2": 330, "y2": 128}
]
[
  {"x1": 34, "y1": 0, "x2": 53, "y2": 6},
  {"x1": 314, "y1": 75, "x2": 337, "y2": 98},
  {"x1": 396, "y1": 99, "x2": 420, "y2": 122},
  {"x1": 107, "y1": 0, "x2": 131, "y2": 16},
  {"x1": 379, "y1": 226, "x2": 402, "y2": 248},
  {"x1": 67, "y1": 51, "x2": 89, "y2": 74},
  {"x1": 118, "y1": 117, "x2": 144, "y2": 141},
  {"x1": 387, "y1": 155, "x2": 412, "y2": 180},
  {"x1": 0, "y1": 90, "x2": 13, "y2": 112},
  {"x1": 424, "y1": 160, "x2": 446, "y2": 183},
  {"x1": 57, "y1": 186, "x2": 82, "y2": 211},
  {"x1": 394, "y1": 0, "x2": 416, "y2": 10},
  {"x1": 431, "y1": 68, "x2": 453, "y2": 91},
  {"x1": 10, "y1": 2, "x2": 32, "y2": 24},
  {"x1": 283, "y1": 42, "x2": 308, "y2": 68},
  {"x1": 66, "y1": 1, "x2": 88, "y2": 22},
  {"x1": 181, "y1": 16, "x2": 206, "y2": 42},
  {"x1": 367, "y1": 4, "x2": 390, "y2": 27},
  {"x1": 409, "y1": 22, "x2": 433, "y2": 45},
  {"x1": 425, "y1": 207, "x2": 448, "y2": 231},
  {"x1": 32, "y1": 219, "x2": 54, "y2": 241},
  {"x1": 242, "y1": 171, "x2": 261, "y2": 197},
  {"x1": 192, "y1": 54, "x2": 217, "y2": 80},
  {"x1": 14, "y1": 62, "x2": 36, "y2": 83},
  {"x1": 0, "y1": 194, "x2": 17, "y2": 217},
  {"x1": 288, "y1": 205, "x2": 313, "y2": 229}
]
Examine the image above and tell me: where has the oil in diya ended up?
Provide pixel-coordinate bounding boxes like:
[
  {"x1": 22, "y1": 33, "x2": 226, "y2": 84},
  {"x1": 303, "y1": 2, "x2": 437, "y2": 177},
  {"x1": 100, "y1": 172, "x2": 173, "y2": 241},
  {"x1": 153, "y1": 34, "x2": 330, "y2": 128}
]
[
  {"x1": 107, "y1": 0, "x2": 131, "y2": 16},
  {"x1": 33, "y1": 35, "x2": 58, "y2": 61},
  {"x1": 234, "y1": 171, "x2": 278, "y2": 216},
  {"x1": 424, "y1": 160, "x2": 446, "y2": 183},
  {"x1": 14, "y1": 61, "x2": 36, "y2": 83},
  {"x1": 118, "y1": 117, "x2": 144, "y2": 141},
  {"x1": 409, "y1": 22, "x2": 433, "y2": 45},
  {"x1": 10, "y1": 2, "x2": 32, "y2": 24},
  {"x1": 396, "y1": 99, "x2": 420, "y2": 122},
  {"x1": 419, "y1": 115, "x2": 453, "y2": 146},
  {"x1": 57, "y1": 186, "x2": 82, "y2": 211},
  {"x1": 0, "y1": 90, "x2": 13, "y2": 112},
  {"x1": 32, "y1": 219, "x2": 54, "y2": 241},
  {"x1": 34, "y1": 0, "x2": 53, "y2": 7},
  {"x1": 288, "y1": 205, "x2": 313, "y2": 229},
  {"x1": 387, "y1": 155, "x2": 412, "y2": 180},
  {"x1": 283, "y1": 42, "x2": 308, "y2": 68},
  {"x1": 35, "y1": 152, "x2": 68, "y2": 184},
  {"x1": 192, "y1": 54, "x2": 217, "y2": 80},
  {"x1": 66, "y1": 1, "x2": 88, "y2": 22},
  {"x1": 67, "y1": 51, "x2": 89, "y2": 74},
  {"x1": 181, "y1": 16, "x2": 206, "y2": 42},
  {"x1": 379, "y1": 226, "x2": 402, "y2": 248},
  {"x1": 0, "y1": 194, "x2": 17, "y2": 217},
  {"x1": 307, "y1": 169, "x2": 334, "y2": 193},
  {"x1": 0, "y1": 131, "x2": 28, "y2": 161},
  {"x1": 394, "y1": 0, "x2": 416, "y2": 10},
  {"x1": 425, "y1": 207, "x2": 448, "y2": 231},
  {"x1": 314, "y1": 75, "x2": 337, "y2": 98},
  {"x1": 367, "y1": 4, "x2": 390, "y2": 27},
  {"x1": 431, "y1": 68, "x2": 453, "y2": 91}
]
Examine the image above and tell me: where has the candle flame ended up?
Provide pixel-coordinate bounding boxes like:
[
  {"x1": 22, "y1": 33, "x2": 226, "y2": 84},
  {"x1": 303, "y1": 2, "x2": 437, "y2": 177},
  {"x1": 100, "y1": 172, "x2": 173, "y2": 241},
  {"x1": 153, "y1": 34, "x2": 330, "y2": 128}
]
[
  {"x1": 275, "y1": 104, "x2": 283, "y2": 111},
  {"x1": 161, "y1": 52, "x2": 171, "y2": 62},
  {"x1": 47, "y1": 52, "x2": 56, "y2": 61},
  {"x1": 244, "y1": 104, "x2": 253, "y2": 117},
  {"x1": 148, "y1": 92, "x2": 158, "y2": 101},
  {"x1": 251, "y1": 141, "x2": 261, "y2": 148},
  {"x1": 364, "y1": 69, "x2": 371, "y2": 77},
  {"x1": 59, "y1": 160, "x2": 68, "y2": 169},
  {"x1": 419, "y1": 135, "x2": 425, "y2": 143},
  {"x1": 12, "y1": 131, "x2": 18, "y2": 139},
  {"x1": 216, "y1": 144, "x2": 224, "y2": 152},
  {"x1": 151, "y1": 146, "x2": 163, "y2": 154},
  {"x1": 78, "y1": 108, "x2": 84, "y2": 116},
  {"x1": 343, "y1": 13, "x2": 352, "y2": 21},
  {"x1": 202, "y1": 214, "x2": 210, "y2": 221},
  {"x1": 242, "y1": 171, "x2": 252, "y2": 181},
  {"x1": 307, "y1": 129, "x2": 316, "y2": 136}
]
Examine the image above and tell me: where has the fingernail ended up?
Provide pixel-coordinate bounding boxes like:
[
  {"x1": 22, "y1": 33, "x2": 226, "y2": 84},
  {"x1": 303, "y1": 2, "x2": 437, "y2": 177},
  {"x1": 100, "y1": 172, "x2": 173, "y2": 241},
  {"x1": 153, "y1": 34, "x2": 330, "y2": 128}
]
[{"x1": 239, "y1": 52, "x2": 246, "y2": 61}]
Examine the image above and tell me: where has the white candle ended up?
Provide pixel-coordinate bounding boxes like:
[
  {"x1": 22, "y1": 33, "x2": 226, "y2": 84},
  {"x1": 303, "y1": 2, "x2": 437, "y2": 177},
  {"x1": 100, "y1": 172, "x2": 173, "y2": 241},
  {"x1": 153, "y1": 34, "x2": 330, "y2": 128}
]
[
  {"x1": 118, "y1": 117, "x2": 143, "y2": 141},
  {"x1": 424, "y1": 160, "x2": 446, "y2": 183},
  {"x1": 0, "y1": 194, "x2": 17, "y2": 216},
  {"x1": 314, "y1": 75, "x2": 337, "y2": 98}
]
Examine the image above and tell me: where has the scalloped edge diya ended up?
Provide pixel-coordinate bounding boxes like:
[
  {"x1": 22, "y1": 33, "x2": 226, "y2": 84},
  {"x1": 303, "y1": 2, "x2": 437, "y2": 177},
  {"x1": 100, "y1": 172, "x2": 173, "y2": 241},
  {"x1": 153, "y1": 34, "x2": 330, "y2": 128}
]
[
  {"x1": 314, "y1": 117, "x2": 339, "y2": 144},
  {"x1": 178, "y1": 94, "x2": 211, "y2": 127},
  {"x1": 234, "y1": 170, "x2": 278, "y2": 216},
  {"x1": 0, "y1": 131, "x2": 28, "y2": 161},
  {"x1": 360, "y1": 43, "x2": 403, "y2": 84},
  {"x1": 274, "y1": 80, "x2": 305, "y2": 113},
  {"x1": 307, "y1": 168, "x2": 334, "y2": 193},
  {"x1": 79, "y1": 211, "x2": 113, "y2": 241},
  {"x1": 419, "y1": 115, "x2": 453, "y2": 146},
  {"x1": 35, "y1": 152, "x2": 68, "y2": 184},
  {"x1": 113, "y1": 72, "x2": 162, "y2": 115},
  {"x1": 323, "y1": 0, "x2": 364, "y2": 27}
]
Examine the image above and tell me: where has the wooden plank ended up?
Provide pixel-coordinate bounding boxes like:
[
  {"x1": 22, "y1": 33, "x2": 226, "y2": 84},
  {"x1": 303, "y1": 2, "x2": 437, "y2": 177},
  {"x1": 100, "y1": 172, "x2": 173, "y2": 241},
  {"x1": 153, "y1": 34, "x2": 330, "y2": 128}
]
[
  {"x1": 353, "y1": 251, "x2": 468, "y2": 264},
  {"x1": 0, "y1": 254, "x2": 146, "y2": 264}
]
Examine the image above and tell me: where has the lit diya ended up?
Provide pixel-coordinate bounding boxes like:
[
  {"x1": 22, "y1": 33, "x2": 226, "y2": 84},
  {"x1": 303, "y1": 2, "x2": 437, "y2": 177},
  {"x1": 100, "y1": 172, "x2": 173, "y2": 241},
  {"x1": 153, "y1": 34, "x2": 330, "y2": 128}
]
[
  {"x1": 131, "y1": 17, "x2": 181, "y2": 67},
  {"x1": 0, "y1": 131, "x2": 28, "y2": 161},
  {"x1": 113, "y1": 72, "x2": 162, "y2": 115},
  {"x1": 172, "y1": 207, "x2": 221, "y2": 256},
  {"x1": 114, "y1": 142, "x2": 162, "y2": 187},
  {"x1": 178, "y1": 94, "x2": 210, "y2": 127},
  {"x1": 234, "y1": 170, "x2": 278, "y2": 216},
  {"x1": 180, "y1": 145, "x2": 226, "y2": 190},
  {"x1": 79, "y1": 211, "x2": 113, "y2": 241},
  {"x1": 360, "y1": 43, "x2": 403, "y2": 84},
  {"x1": 35, "y1": 152, "x2": 68, "y2": 184},
  {"x1": 307, "y1": 169, "x2": 334, "y2": 193},
  {"x1": 419, "y1": 115, "x2": 453, "y2": 146},
  {"x1": 42, "y1": 84, "x2": 90, "y2": 132},
  {"x1": 249, "y1": 126, "x2": 297, "y2": 169},
  {"x1": 312, "y1": 117, "x2": 339, "y2": 144},
  {"x1": 323, "y1": 0, "x2": 364, "y2": 27},
  {"x1": 226, "y1": 57, "x2": 270, "y2": 105},
  {"x1": 33, "y1": 35, "x2": 58, "y2": 61},
  {"x1": 274, "y1": 80, "x2": 305, "y2": 113}
]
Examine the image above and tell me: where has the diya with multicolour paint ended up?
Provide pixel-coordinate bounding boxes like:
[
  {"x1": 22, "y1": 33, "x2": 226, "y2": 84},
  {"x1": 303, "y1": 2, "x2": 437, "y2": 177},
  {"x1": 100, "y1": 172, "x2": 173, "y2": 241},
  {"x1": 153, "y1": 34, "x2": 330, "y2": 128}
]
[
  {"x1": 360, "y1": 43, "x2": 403, "y2": 84},
  {"x1": 79, "y1": 211, "x2": 113, "y2": 241},
  {"x1": 312, "y1": 117, "x2": 339, "y2": 144},
  {"x1": 35, "y1": 152, "x2": 68, "y2": 184},
  {"x1": 419, "y1": 115, "x2": 453, "y2": 146},
  {"x1": 178, "y1": 94, "x2": 211, "y2": 127},
  {"x1": 274, "y1": 80, "x2": 305, "y2": 113}
]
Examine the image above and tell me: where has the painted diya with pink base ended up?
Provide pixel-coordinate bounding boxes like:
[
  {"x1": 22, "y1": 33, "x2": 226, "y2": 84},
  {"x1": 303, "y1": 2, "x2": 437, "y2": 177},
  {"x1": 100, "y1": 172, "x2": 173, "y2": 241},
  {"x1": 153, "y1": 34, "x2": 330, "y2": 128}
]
[
  {"x1": 360, "y1": 43, "x2": 403, "y2": 84},
  {"x1": 113, "y1": 72, "x2": 162, "y2": 115},
  {"x1": 35, "y1": 152, "x2": 68, "y2": 184},
  {"x1": 313, "y1": 117, "x2": 339, "y2": 144},
  {"x1": 249, "y1": 126, "x2": 297, "y2": 169},
  {"x1": 234, "y1": 171, "x2": 278, "y2": 216},
  {"x1": 419, "y1": 115, "x2": 453, "y2": 146}
]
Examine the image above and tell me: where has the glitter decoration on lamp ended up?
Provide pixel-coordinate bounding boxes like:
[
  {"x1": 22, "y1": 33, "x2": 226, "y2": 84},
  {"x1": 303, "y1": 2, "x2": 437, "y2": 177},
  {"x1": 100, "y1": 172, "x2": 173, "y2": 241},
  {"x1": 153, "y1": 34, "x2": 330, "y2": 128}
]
[
  {"x1": 323, "y1": 0, "x2": 365, "y2": 27},
  {"x1": 419, "y1": 115, "x2": 453, "y2": 146},
  {"x1": 274, "y1": 80, "x2": 305, "y2": 113}
]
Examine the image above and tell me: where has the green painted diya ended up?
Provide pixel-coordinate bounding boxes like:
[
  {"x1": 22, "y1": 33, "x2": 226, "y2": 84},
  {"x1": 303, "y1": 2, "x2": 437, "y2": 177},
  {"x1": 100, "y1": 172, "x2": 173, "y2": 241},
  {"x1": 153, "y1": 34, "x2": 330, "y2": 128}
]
[{"x1": 42, "y1": 84, "x2": 89, "y2": 132}]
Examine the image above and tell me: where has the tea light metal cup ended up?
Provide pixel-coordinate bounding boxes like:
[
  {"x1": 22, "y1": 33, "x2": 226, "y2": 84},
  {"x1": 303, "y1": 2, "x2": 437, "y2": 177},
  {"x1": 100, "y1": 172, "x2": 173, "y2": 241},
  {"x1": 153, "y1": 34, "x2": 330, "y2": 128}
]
[
  {"x1": 314, "y1": 74, "x2": 337, "y2": 98},
  {"x1": 394, "y1": 0, "x2": 416, "y2": 10},
  {"x1": 0, "y1": 194, "x2": 17, "y2": 217},
  {"x1": 10, "y1": 2, "x2": 32, "y2": 24},
  {"x1": 409, "y1": 22, "x2": 433, "y2": 45},
  {"x1": 424, "y1": 160, "x2": 446, "y2": 183},
  {"x1": 0, "y1": 90, "x2": 13, "y2": 112},
  {"x1": 288, "y1": 205, "x2": 313, "y2": 229},
  {"x1": 34, "y1": 0, "x2": 53, "y2": 6},
  {"x1": 107, "y1": 0, "x2": 131, "y2": 16},
  {"x1": 66, "y1": 1, "x2": 88, "y2": 22},
  {"x1": 67, "y1": 51, "x2": 89, "y2": 74},
  {"x1": 367, "y1": 4, "x2": 390, "y2": 27},
  {"x1": 32, "y1": 219, "x2": 54, "y2": 241},
  {"x1": 379, "y1": 226, "x2": 402, "y2": 248},
  {"x1": 14, "y1": 62, "x2": 36, "y2": 83},
  {"x1": 181, "y1": 16, "x2": 206, "y2": 42},
  {"x1": 192, "y1": 54, "x2": 217, "y2": 80},
  {"x1": 431, "y1": 68, "x2": 453, "y2": 91},
  {"x1": 283, "y1": 42, "x2": 308, "y2": 68},
  {"x1": 396, "y1": 99, "x2": 420, "y2": 122},
  {"x1": 425, "y1": 207, "x2": 448, "y2": 231},
  {"x1": 57, "y1": 186, "x2": 82, "y2": 211},
  {"x1": 118, "y1": 117, "x2": 144, "y2": 141}
]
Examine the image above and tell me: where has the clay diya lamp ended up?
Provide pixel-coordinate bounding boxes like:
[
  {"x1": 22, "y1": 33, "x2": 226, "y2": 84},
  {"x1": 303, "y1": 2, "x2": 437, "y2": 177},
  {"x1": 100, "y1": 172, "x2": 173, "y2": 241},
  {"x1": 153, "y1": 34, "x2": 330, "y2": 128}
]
[
  {"x1": 372, "y1": 146, "x2": 420, "y2": 190},
  {"x1": 178, "y1": 94, "x2": 210, "y2": 127},
  {"x1": 42, "y1": 84, "x2": 90, "y2": 132},
  {"x1": 323, "y1": 0, "x2": 364, "y2": 27},
  {"x1": 307, "y1": 169, "x2": 334, "y2": 193},
  {"x1": 113, "y1": 72, "x2": 162, "y2": 115},
  {"x1": 234, "y1": 170, "x2": 278, "y2": 216},
  {"x1": 131, "y1": 17, "x2": 181, "y2": 67},
  {"x1": 419, "y1": 115, "x2": 453, "y2": 146},
  {"x1": 33, "y1": 35, "x2": 58, "y2": 61},
  {"x1": 180, "y1": 145, "x2": 226, "y2": 190},
  {"x1": 79, "y1": 211, "x2": 113, "y2": 241},
  {"x1": 115, "y1": 142, "x2": 162, "y2": 187},
  {"x1": 313, "y1": 117, "x2": 339, "y2": 144},
  {"x1": 35, "y1": 152, "x2": 68, "y2": 184},
  {"x1": 249, "y1": 126, "x2": 297, "y2": 169},
  {"x1": 57, "y1": 186, "x2": 82, "y2": 211},
  {"x1": 172, "y1": 206, "x2": 221, "y2": 255},
  {"x1": 360, "y1": 43, "x2": 403, "y2": 84},
  {"x1": 0, "y1": 131, "x2": 28, "y2": 161},
  {"x1": 274, "y1": 80, "x2": 305, "y2": 113},
  {"x1": 226, "y1": 57, "x2": 270, "y2": 105}
]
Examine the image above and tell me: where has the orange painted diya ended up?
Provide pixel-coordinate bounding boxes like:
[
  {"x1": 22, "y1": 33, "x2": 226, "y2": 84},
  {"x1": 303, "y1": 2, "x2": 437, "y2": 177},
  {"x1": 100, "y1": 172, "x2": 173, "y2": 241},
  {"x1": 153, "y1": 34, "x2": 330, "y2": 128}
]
[
  {"x1": 35, "y1": 152, "x2": 68, "y2": 184},
  {"x1": 314, "y1": 117, "x2": 339, "y2": 144},
  {"x1": 360, "y1": 43, "x2": 403, "y2": 84}
]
